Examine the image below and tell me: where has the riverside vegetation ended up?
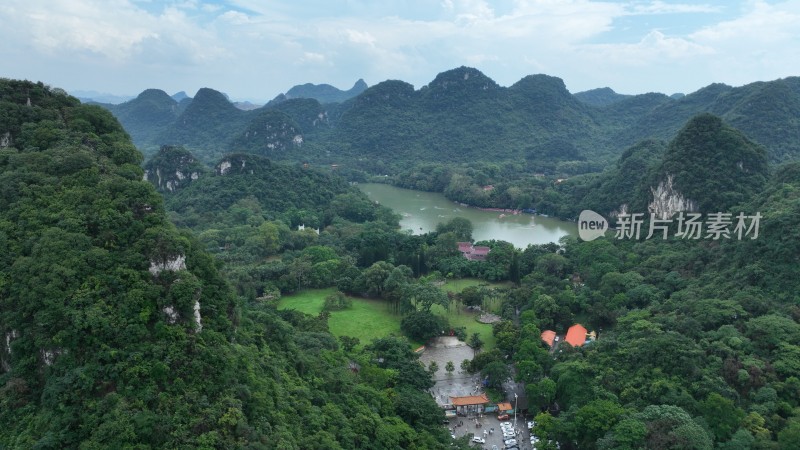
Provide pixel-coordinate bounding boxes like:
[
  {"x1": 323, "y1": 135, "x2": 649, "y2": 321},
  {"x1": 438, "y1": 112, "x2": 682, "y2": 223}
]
[{"x1": 2, "y1": 73, "x2": 800, "y2": 449}]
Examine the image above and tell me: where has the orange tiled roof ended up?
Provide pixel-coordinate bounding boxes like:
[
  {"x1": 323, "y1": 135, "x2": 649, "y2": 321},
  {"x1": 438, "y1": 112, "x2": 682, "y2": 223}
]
[
  {"x1": 541, "y1": 330, "x2": 556, "y2": 348},
  {"x1": 450, "y1": 393, "x2": 489, "y2": 406},
  {"x1": 497, "y1": 402, "x2": 513, "y2": 411},
  {"x1": 565, "y1": 324, "x2": 588, "y2": 347}
]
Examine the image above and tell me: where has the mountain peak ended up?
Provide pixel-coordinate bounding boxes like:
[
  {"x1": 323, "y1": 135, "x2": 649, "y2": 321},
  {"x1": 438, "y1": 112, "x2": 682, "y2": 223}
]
[
  {"x1": 136, "y1": 89, "x2": 175, "y2": 103},
  {"x1": 651, "y1": 113, "x2": 768, "y2": 216},
  {"x1": 284, "y1": 79, "x2": 367, "y2": 103},
  {"x1": 574, "y1": 87, "x2": 632, "y2": 106},
  {"x1": 189, "y1": 88, "x2": 238, "y2": 112},
  {"x1": 171, "y1": 91, "x2": 190, "y2": 102},
  {"x1": 427, "y1": 66, "x2": 499, "y2": 91}
]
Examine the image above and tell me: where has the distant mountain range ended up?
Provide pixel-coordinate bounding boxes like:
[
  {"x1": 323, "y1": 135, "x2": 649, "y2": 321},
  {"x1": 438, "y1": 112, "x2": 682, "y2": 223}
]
[{"x1": 97, "y1": 67, "x2": 800, "y2": 169}]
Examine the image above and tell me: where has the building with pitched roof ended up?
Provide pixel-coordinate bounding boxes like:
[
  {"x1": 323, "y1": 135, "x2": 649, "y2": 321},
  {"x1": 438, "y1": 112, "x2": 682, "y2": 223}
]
[
  {"x1": 450, "y1": 393, "x2": 490, "y2": 416},
  {"x1": 456, "y1": 242, "x2": 491, "y2": 261},
  {"x1": 565, "y1": 324, "x2": 588, "y2": 347},
  {"x1": 541, "y1": 330, "x2": 556, "y2": 348}
]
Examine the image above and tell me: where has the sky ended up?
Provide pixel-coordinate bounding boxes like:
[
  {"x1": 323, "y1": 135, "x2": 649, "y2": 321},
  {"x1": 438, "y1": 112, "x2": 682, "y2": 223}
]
[{"x1": 1, "y1": 0, "x2": 799, "y2": 102}]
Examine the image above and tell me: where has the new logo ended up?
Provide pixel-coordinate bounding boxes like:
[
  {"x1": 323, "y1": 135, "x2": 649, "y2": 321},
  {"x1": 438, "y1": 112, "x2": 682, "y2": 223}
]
[{"x1": 578, "y1": 210, "x2": 608, "y2": 241}]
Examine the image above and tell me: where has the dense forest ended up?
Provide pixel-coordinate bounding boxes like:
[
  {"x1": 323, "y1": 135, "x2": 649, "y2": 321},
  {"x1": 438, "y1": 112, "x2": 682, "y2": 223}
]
[
  {"x1": 97, "y1": 66, "x2": 800, "y2": 222},
  {"x1": 3, "y1": 69, "x2": 800, "y2": 450},
  {"x1": 0, "y1": 80, "x2": 463, "y2": 449}
]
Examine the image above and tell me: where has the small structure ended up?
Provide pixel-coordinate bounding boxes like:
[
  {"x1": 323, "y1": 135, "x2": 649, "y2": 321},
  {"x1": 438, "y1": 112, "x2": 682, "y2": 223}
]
[
  {"x1": 482, "y1": 185, "x2": 495, "y2": 191},
  {"x1": 456, "y1": 242, "x2": 491, "y2": 261},
  {"x1": 565, "y1": 324, "x2": 589, "y2": 347},
  {"x1": 450, "y1": 393, "x2": 490, "y2": 416},
  {"x1": 297, "y1": 224, "x2": 320, "y2": 235},
  {"x1": 541, "y1": 330, "x2": 556, "y2": 348},
  {"x1": 497, "y1": 402, "x2": 514, "y2": 415}
]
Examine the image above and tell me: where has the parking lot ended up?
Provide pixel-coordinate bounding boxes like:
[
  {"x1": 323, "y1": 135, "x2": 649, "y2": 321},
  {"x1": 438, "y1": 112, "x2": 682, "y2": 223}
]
[
  {"x1": 420, "y1": 337, "x2": 536, "y2": 449},
  {"x1": 419, "y1": 336, "x2": 483, "y2": 406},
  {"x1": 447, "y1": 413, "x2": 534, "y2": 450}
]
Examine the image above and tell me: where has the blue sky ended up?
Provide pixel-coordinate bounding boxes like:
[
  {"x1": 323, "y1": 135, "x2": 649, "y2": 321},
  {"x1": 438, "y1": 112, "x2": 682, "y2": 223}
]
[{"x1": 1, "y1": 0, "x2": 799, "y2": 102}]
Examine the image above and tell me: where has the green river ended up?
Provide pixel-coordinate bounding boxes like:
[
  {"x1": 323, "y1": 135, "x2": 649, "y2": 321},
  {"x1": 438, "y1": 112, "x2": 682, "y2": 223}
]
[{"x1": 358, "y1": 183, "x2": 576, "y2": 248}]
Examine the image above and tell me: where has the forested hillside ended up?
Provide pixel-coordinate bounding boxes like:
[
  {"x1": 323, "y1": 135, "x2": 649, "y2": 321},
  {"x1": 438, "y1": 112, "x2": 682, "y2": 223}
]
[
  {"x1": 283, "y1": 78, "x2": 368, "y2": 104},
  {"x1": 4, "y1": 74, "x2": 800, "y2": 448},
  {"x1": 104, "y1": 67, "x2": 800, "y2": 174},
  {"x1": 0, "y1": 79, "x2": 459, "y2": 449}
]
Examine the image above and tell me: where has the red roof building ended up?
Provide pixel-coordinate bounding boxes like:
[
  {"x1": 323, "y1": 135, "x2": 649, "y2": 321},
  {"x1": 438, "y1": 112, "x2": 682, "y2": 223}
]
[
  {"x1": 541, "y1": 330, "x2": 556, "y2": 348},
  {"x1": 450, "y1": 393, "x2": 490, "y2": 407},
  {"x1": 456, "y1": 242, "x2": 491, "y2": 261},
  {"x1": 565, "y1": 324, "x2": 588, "y2": 347}
]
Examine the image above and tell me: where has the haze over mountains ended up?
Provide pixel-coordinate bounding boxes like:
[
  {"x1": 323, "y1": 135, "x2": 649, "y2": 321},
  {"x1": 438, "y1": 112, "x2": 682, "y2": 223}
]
[{"x1": 99, "y1": 66, "x2": 800, "y2": 170}]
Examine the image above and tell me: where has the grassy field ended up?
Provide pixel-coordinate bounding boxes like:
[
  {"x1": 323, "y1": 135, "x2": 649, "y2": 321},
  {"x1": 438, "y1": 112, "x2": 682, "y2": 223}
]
[
  {"x1": 430, "y1": 304, "x2": 496, "y2": 350},
  {"x1": 277, "y1": 288, "x2": 410, "y2": 347},
  {"x1": 438, "y1": 278, "x2": 511, "y2": 294},
  {"x1": 277, "y1": 278, "x2": 503, "y2": 350}
]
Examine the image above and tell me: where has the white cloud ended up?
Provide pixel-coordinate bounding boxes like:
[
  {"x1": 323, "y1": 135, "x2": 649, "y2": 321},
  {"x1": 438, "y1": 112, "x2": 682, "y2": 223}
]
[
  {"x1": 345, "y1": 29, "x2": 377, "y2": 47},
  {"x1": 627, "y1": 1, "x2": 721, "y2": 15},
  {"x1": 691, "y1": 0, "x2": 800, "y2": 44},
  {"x1": 1, "y1": 0, "x2": 798, "y2": 99},
  {"x1": 581, "y1": 29, "x2": 714, "y2": 65},
  {"x1": 301, "y1": 51, "x2": 327, "y2": 64},
  {"x1": 219, "y1": 10, "x2": 251, "y2": 25}
]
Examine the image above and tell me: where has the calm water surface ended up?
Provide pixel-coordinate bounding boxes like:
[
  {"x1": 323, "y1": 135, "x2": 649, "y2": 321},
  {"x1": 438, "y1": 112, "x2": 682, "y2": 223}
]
[{"x1": 358, "y1": 183, "x2": 576, "y2": 248}]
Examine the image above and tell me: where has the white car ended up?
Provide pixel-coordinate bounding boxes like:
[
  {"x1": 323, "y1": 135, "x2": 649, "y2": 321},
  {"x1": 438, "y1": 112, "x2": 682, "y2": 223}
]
[
  {"x1": 504, "y1": 438, "x2": 518, "y2": 446},
  {"x1": 527, "y1": 421, "x2": 535, "y2": 429},
  {"x1": 472, "y1": 436, "x2": 486, "y2": 444},
  {"x1": 503, "y1": 432, "x2": 515, "y2": 440}
]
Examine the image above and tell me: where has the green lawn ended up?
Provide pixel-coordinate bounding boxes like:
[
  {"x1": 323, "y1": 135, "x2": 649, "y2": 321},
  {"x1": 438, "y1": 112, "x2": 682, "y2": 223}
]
[
  {"x1": 276, "y1": 287, "x2": 336, "y2": 315},
  {"x1": 430, "y1": 304, "x2": 496, "y2": 351},
  {"x1": 439, "y1": 277, "x2": 511, "y2": 293},
  {"x1": 278, "y1": 288, "x2": 411, "y2": 348},
  {"x1": 278, "y1": 283, "x2": 500, "y2": 351}
]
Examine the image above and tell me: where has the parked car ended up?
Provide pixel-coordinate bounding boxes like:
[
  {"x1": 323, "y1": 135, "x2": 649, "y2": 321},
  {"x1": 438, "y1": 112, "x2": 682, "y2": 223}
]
[
  {"x1": 504, "y1": 438, "x2": 518, "y2": 446},
  {"x1": 527, "y1": 420, "x2": 535, "y2": 429},
  {"x1": 503, "y1": 432, "x2": 515, "y2": 440},
  {"x1": 497, "y1": 413, "x2": 510, "y2": 420},
  {"x1": 472, "y1": 436, "x2": 486, "y2": 444}
]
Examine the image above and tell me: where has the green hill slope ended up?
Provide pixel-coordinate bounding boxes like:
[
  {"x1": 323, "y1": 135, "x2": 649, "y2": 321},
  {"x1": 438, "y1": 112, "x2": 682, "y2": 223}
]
[{"x1": 0, "y1": 79, "x2": 454, "y2": 449}]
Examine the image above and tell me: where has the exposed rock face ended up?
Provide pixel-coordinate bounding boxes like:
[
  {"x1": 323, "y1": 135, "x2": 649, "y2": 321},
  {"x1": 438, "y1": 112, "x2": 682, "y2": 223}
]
[
  {"x1": 193, "y1": 301, "x2": 202, "y2": 332},
  {"x1": 648, "y1": 174, "x2": 698, "y2": 219},
  {"x1": 1, "y1": 330, "x2": 19, "y2": 372},
  {"x1": 161, "y1": 299, "x2": 201, "y2": 331},
  {"x1": 218, "y1": 160, "x2": 232, "y2": 175},
  {"x1": 142, "y1": 145, "x2": 206, "y2": 193},
  {"x1": 163, "y1": 305, "x2": 179, "y2": 324},
  {"x1": 0, "y1": 132, "x2": 11, "y2": 147},
  {"x1": 149, "y1": 255, "x2": 187, "y2": 275},
  {"x1": 41, "y1": 348, "x2": 63, "y2": 366},
  {"x1": 609, "y1": 203, "x2": 629, "y2": 219}
]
